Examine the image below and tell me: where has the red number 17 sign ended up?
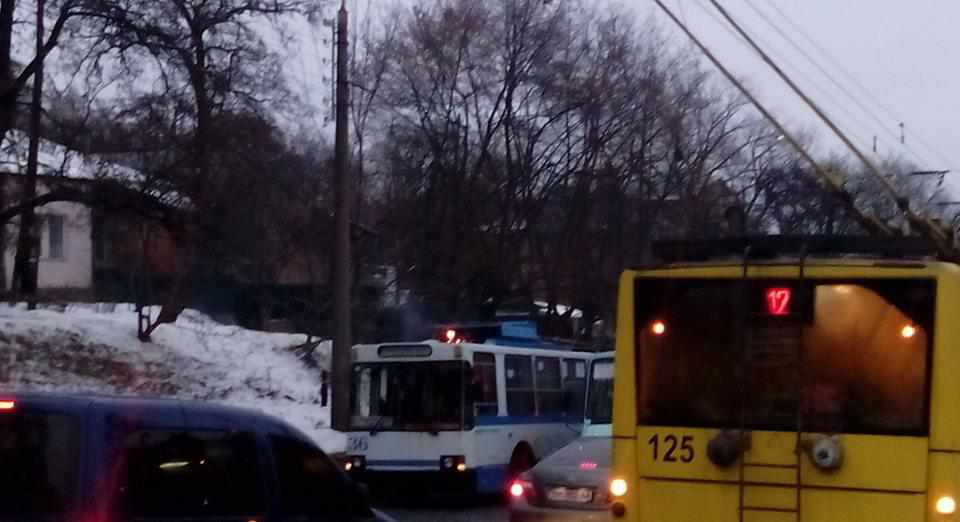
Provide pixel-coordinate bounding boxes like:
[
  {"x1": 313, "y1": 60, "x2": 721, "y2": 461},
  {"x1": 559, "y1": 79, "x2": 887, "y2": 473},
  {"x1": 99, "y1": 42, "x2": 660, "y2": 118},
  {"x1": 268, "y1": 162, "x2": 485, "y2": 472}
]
[{"x1": 765, "y1": 288, "x2": 792, "y2": 316}]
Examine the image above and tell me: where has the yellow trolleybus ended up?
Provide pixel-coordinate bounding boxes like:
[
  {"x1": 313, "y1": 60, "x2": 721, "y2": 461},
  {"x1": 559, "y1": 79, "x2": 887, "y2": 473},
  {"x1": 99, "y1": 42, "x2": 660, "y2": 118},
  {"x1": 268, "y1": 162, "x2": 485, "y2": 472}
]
[{"x1": 609, "y1": 236, "x2": 960, "y2": 522}]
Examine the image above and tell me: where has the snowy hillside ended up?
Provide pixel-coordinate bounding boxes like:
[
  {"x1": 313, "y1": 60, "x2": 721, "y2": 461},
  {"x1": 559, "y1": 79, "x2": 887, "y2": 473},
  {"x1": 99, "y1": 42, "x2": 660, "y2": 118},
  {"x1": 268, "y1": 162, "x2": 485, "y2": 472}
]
[{"x1": 0, "y1": 303, "x2": 344, "y2": 452}]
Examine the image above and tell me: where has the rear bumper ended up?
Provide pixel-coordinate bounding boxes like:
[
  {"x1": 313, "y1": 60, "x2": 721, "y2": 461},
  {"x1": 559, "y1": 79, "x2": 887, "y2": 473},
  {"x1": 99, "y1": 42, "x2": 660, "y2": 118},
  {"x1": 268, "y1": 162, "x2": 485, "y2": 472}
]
[{"x1": 509, "y1": 503, "x2": 610, "y2": 522}]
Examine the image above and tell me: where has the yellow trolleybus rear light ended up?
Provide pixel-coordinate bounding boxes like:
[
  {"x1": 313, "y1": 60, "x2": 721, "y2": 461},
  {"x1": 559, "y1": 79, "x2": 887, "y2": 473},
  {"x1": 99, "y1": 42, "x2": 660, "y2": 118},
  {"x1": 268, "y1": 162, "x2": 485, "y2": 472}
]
[
  {"x1": 901, "y1": 324, "x2": 917, "y2": 339},
  {"x1": 936, "y1": 496, "x2": 956, "y2": 515},
  {"x1": 610, "y1": 478, "x2": 628, "y2": 497}
]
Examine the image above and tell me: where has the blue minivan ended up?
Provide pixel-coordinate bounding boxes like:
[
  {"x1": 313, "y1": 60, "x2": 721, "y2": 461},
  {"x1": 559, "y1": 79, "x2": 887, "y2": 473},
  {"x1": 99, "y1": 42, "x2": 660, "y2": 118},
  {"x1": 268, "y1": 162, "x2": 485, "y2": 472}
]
[{"x1": 0, "y1": 392, "x2": 392, "y2": 521}]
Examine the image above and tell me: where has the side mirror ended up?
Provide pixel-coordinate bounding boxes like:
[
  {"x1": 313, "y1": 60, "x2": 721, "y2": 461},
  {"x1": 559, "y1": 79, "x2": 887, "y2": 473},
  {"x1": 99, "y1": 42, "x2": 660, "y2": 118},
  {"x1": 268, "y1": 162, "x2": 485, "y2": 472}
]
[{"x1": 355, "y1": 481, "x2": 372, "y2": 503}]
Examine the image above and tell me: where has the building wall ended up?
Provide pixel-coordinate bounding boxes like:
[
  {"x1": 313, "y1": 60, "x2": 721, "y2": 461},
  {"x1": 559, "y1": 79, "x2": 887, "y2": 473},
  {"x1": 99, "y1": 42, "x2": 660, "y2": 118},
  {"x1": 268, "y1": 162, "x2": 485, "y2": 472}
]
[{"x1": 3, "y1": 191, "x2": 93, "y2": 292}]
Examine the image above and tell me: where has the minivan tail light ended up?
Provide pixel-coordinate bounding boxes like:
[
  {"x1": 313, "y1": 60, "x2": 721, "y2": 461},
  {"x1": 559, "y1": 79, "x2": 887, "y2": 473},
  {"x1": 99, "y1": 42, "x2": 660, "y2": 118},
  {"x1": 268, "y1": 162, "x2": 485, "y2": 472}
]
[{"x1": 0, "y1": 400, "x2": 15, "y2": 411}]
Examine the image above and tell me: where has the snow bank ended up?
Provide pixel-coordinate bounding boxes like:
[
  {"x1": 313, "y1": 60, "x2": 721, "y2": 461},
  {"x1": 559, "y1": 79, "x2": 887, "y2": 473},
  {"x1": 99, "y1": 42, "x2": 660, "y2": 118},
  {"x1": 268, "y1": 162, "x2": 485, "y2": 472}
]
[{"x1": 0, "y1": 303, "x2": 344, "y2": 452}]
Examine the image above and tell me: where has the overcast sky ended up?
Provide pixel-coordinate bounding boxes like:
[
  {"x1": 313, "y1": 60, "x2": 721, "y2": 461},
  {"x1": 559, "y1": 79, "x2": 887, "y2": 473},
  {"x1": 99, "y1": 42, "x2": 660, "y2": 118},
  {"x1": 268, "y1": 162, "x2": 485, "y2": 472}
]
[
  {"x1": 626, "y1": 0, "x2": 960, "y2": 178},
  {"x1": 281, "y1": 0, "x2": 960, "y2": 190}
]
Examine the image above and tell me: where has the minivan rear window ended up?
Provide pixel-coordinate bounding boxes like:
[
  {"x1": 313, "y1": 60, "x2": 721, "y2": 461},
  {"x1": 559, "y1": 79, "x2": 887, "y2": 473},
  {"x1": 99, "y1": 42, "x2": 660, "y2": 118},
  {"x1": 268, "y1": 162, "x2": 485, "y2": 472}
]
[{"x1": 0, "y1": 412, "x2": 81, "y2": 515}]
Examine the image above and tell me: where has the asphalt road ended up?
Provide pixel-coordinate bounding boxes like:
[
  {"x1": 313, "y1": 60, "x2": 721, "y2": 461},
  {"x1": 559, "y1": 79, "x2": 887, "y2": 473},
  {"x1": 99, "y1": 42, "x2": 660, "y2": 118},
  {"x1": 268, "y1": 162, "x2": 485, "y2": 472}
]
[
  {"x1": 375, "y1": 496, "x2": 508, "y2": 522},
  {"x1": 381, "y1": 505, "x2": 508, "y2": 522}
]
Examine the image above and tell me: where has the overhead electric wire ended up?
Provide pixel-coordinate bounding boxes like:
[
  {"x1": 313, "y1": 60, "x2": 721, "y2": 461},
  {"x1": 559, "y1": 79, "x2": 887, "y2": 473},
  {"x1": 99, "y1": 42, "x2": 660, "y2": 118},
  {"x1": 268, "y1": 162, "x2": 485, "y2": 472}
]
[
  {"x1": 741, "y1": 0, "x2": 928, "y2": 168},
  {"x1": 690, "y1": 0, "x2": 877, "y2": 155},
  {"x1": 652, "y1": 0, "x2": 892, "y2": 236},
  {"x1": 762, "y1": 1, "x2": 957, "y2": 172},
  {"x1": 743, "y1": 0, "x2": 938, "y2": 170},
  {"x1": 707, "y1": 0, "x2": 953, "y2": 252}
]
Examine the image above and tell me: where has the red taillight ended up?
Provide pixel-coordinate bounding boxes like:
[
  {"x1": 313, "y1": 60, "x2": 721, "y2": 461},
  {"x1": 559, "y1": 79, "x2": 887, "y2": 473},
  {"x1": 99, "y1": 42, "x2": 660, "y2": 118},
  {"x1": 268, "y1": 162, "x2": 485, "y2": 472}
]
[
  {"x1": 650, "y1": 320, "x2": 666, "y2": 336},
  {"x1": 0, "y1": 400, "x2": 14, "y2": 411},
  {"x1": 510, "y1": 479, "x2": 536, "y2": 499},
  {"x1": 580, "y1": 461, "x2": 598, "y2": 470}
]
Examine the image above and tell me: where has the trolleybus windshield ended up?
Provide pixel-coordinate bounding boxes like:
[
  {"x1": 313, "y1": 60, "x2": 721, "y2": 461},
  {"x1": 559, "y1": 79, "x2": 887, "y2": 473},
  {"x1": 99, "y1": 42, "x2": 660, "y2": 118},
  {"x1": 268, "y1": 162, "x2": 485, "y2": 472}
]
[{"x1": 635, "y1": 279, "x2": 934, "y2": 436}]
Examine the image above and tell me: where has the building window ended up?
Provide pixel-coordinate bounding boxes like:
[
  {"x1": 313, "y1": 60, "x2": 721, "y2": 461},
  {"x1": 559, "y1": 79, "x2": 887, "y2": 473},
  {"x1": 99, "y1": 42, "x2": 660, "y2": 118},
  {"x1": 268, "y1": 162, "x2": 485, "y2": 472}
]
[{"x1": 47, "y1": 215, "x2": 64, "y2": 260}]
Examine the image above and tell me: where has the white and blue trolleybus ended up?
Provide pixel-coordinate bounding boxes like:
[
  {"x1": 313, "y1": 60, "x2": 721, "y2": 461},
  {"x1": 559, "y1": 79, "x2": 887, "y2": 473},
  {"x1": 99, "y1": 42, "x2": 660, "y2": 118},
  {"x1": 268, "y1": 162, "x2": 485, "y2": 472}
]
[{"x1": 344, "y1": 322, "x2": 595, "y2": 496}]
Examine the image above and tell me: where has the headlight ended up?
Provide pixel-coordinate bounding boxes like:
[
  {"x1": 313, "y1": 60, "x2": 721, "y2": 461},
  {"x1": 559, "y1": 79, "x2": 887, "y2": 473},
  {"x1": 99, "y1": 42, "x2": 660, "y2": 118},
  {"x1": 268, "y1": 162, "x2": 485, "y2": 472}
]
[
  {"x1": 440, "y1": 455, "x2": 466, "y2": 471},
  {"x1": 345, "y1": 455, "x2": 366, "y2": 471}
]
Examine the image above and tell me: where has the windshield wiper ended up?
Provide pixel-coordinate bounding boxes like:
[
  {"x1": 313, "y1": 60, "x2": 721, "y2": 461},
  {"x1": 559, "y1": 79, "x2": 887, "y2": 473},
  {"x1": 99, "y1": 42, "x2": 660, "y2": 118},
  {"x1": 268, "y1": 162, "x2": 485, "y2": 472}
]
[{"x1": 369, "y1": 415, "x2": 388, "y2": 436}]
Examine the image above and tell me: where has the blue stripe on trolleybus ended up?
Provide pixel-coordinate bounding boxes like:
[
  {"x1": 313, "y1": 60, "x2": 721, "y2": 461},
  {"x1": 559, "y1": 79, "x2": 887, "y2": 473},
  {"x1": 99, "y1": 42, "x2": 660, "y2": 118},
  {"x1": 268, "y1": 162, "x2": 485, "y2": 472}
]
[
  {"x1": 475, "y1": 464, "x2": 508, "y2": 493},
  {"x1": 475, "y1": 415, "x2": 574, "y2": 425}
]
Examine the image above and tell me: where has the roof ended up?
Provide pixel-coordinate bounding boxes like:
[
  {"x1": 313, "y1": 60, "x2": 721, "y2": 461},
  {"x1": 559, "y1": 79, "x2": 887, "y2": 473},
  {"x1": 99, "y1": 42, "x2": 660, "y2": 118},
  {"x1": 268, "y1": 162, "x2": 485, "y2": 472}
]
[
  {"x1": 650, "y1": 235, "x2": 941, "y2": 264},
  {"x1": 1, "y1": 391, "x2": 294, "y2": 435},
  {"x1": 0, "y1": 130, "x2": 146, "y2": 184},
  {"x1": 0, "y1": 131, "x2": 192, "y2": 211}
]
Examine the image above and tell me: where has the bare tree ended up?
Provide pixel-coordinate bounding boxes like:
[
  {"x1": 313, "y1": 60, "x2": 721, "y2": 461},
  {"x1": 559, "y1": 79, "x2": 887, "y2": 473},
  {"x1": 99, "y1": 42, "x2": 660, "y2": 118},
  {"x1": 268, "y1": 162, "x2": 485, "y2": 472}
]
[
  {"x1": 71, "y1": 0, "x2": 308, "y2": 339},
  {"x1": 0, "y1": 0, "x2": 94, "y2": 141}
]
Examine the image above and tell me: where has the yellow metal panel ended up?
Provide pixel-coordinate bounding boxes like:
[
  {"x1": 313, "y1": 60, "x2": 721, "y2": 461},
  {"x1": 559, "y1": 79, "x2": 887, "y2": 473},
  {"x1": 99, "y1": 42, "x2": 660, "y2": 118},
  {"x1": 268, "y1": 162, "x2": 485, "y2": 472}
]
[
  {"x1": 742, "y1": 513, "x2": 796, "y2": 522},
  {"x1": 637, "y1": 429, "x2": 801, "y2": 484},
  {"x1": 744, "y1": 431, "x2": 801, "y2": 466},
  {"x1": 931, "y1": 271, "x2": 960, "y2": 450},
  {"x1": 743, "y1": 466, "x2": 797, "y2": 485},
  {"x1": 799, "y1": 434, "x2": 927, "y2": 492},
  {"x1": 742, "y1": 485, "x2": 797, "y2": 510},
  {"x1": 636, "y1": 427, "x2": 738, "y2": 482},
  {"x1": 639, "y1": 478, "x2": 738, "y2": 522},
  {"x1": 928, "y1": 452, "x2": 960, "y2": 514},
  {"x1": 801, "y1": 489, "x2": 926, "y2": 522},
  {"x1": 634, "y1": 262, "x2": 948, "y2": 281},
  {"x1": 612, "y1": 436, "x2": 639, "y2": 521},
  {"x1": 613, "y1": 270, "x2": 638, "y2": 437}
]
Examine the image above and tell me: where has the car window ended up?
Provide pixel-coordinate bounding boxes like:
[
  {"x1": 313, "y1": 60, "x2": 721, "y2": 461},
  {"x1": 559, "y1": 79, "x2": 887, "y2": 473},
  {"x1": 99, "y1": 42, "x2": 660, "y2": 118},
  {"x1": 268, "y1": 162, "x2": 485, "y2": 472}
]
[
  {"x1": 0, "y1": 412, "x2": 81, "y2": 516},
  {"x1": 270, "y1": 435, "x2": 353, "y2": 518},
  {"x1": 114, "y1": 429, "x2": 265, "y2": 519}
]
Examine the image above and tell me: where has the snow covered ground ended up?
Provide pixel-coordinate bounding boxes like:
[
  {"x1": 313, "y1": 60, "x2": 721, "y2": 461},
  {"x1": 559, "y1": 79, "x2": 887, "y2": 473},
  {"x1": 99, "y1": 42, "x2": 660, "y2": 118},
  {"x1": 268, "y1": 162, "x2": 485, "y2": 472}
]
[{"x1": 0, "y1": 303, "x2": 344, "y2": 452}]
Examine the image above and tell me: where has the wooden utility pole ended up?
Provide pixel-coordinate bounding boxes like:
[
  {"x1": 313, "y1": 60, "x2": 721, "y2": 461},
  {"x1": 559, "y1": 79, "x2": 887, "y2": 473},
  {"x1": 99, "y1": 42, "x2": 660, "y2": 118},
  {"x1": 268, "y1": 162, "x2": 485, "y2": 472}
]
[
  {"x1": 12, "y1": 0, "x2": 44, "y2": 308},
  {"x1": 331, "y1": 1, "x2": 352, "y2": 432}
]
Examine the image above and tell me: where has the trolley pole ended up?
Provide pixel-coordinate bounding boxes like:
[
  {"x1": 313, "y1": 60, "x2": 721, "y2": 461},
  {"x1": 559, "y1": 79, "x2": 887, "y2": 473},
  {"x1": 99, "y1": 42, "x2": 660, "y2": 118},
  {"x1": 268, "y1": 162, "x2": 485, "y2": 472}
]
[{"x1": 331, "y1": 1, "x2": 352, "y2": 433}]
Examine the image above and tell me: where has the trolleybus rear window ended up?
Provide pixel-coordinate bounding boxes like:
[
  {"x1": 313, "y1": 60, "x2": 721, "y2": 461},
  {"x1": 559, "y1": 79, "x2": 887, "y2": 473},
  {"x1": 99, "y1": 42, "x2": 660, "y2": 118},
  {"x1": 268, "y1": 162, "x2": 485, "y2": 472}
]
[{"x1": 635, "y1": 278, "x2": 934, "y2": 435}]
